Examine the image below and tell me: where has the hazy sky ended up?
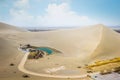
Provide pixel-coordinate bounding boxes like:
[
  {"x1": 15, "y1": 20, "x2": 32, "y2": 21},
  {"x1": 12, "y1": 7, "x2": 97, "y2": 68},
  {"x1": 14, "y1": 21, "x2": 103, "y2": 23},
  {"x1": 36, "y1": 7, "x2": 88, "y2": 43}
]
[{"x1": 0, "y1": 0, "x2": 120, "y2": 27}]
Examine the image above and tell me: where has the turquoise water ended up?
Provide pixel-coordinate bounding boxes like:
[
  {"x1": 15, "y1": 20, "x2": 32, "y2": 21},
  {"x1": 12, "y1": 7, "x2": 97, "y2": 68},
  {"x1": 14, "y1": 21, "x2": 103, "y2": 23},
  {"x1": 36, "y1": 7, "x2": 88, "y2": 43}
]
[{"x1": 36, "y1": 47, "x2": 53, "y2": 54}]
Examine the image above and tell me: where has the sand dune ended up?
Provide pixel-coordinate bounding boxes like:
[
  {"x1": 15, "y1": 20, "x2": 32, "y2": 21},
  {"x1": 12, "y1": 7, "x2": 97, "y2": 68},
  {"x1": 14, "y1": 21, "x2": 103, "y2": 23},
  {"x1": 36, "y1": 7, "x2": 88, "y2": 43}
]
[
  {"x1": 17, "y1": 24, "x2": 120, "y2": 61},
  {"x1": 0, "y1": 22, "x2": 26, "y2": 32},
  {"x1": 42, "y1": 24, "x2": 120, "y2": 60},
  {"x1": 46, "y1": 25, "x2": 103, "y2": 59},
  {"x1": 91, "y1": 26, "x2": 120, "y2": 60},
  {"x1": 0, "y1": 22, "x2": 93, "y2": 80},
  {"x1": 0, "y1": 22, "x2": 120, "y2": 80},
  {"x1": 22, "y1": 24, "x2": 120, "y2": 77}
]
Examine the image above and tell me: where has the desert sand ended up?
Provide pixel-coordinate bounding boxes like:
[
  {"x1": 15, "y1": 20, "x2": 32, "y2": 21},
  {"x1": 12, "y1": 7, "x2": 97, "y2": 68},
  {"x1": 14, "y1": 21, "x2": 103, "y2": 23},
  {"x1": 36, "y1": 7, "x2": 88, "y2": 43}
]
[{"x1": 0, "y1": 22, "x2": 120, "y2": 80}]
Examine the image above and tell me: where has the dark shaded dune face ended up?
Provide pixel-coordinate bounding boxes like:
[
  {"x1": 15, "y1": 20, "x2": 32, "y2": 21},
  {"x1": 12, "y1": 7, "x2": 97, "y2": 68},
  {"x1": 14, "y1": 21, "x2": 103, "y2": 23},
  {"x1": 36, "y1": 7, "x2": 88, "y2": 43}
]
[{"x1": 0, "y1": 22, "x2": 26, "y2": 32}]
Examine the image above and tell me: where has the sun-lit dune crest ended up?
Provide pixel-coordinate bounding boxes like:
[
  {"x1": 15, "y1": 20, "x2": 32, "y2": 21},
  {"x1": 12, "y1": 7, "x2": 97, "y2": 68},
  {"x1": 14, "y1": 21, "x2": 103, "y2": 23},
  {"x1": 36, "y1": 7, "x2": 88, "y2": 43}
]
[{"x1": 0, "y1": 22, "x2": 26, "y2": 32}]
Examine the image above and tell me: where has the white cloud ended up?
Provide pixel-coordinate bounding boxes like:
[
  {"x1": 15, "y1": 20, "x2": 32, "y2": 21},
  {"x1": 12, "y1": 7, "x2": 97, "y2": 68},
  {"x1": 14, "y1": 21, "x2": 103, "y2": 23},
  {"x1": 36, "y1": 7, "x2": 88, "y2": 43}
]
[
  {"x1": 36, "y1": 3, "x2": 96, "y2": 27},
  {"x1": 9, "y1": 1, "x2": 97, "y2": 27},
  {"x1": 8, "y1": 0, "x2": 33, "y2": 26},
  {"x1": 9, "y1": 9, "x2": 34, "y2": 26},
  {"x1": 14, "y1": 0, "x2": 29, "y2": 9}
]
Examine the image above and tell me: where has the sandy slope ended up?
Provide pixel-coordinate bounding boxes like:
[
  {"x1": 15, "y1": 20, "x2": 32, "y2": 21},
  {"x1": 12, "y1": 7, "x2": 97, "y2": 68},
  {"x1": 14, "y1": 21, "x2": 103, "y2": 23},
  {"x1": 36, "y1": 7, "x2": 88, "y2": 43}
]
[
  {"x1": 0, "y1": 22, "x2": 92, "y2": 80},
  {"x1": 0, "y1": 23, "x2": 24, "y2": 79},
  {"x1": 17, "y1": 25, "x2": 103, "y2": 60},
  {"x1": 18, "y1": 24, "x2": 120, "y2": 61},
  {"x1": 1, "y1": 22, "x2": 120, "y2": 80},
  {"x1": 24, "y1": 24, "x2": 120, "y2": 77},
  {"x1": 91, "y1": 25, "x2": 120, "y2": 60},
  {"x1": 19, "y1": 52, "x2": 95, "y2": 78},
  {"x1": 0, "y1": 22, "x2": 26, "y2": 32}
]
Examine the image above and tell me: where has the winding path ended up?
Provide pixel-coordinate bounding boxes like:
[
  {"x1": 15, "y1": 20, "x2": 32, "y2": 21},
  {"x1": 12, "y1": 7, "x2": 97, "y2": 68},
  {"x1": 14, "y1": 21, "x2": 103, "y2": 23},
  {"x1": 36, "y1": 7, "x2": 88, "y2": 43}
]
[{"x1": 18, "y1": 52, "x2": 99, "y2": 78}]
